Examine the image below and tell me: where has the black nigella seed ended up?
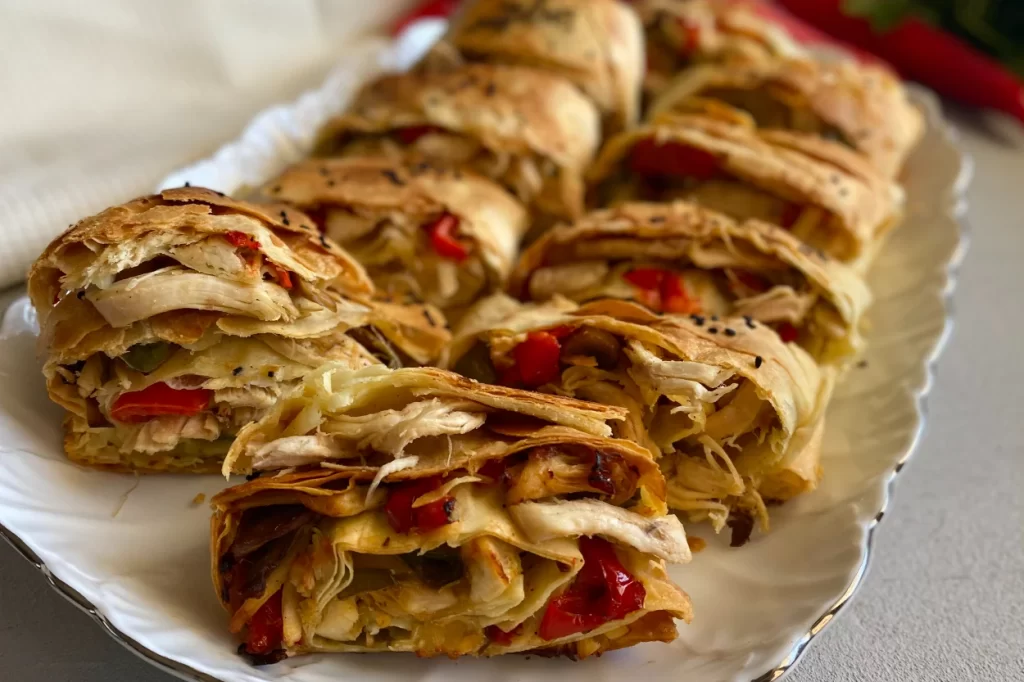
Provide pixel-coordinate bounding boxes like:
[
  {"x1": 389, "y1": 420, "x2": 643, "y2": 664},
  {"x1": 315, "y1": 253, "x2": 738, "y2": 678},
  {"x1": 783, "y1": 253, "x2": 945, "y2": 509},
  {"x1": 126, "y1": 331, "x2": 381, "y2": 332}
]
[
  {"x1": 382, "y1": 169, "x2": 404, "y2": 186},
  {"x1": 76, "y1": 290, "x2": 85, "y2": 300},
  {"x1": 710, "y1": 315, "x2": 719, "y2": 322},
  {"x1": 708, "y1": 327, "x2": 719, "y2": 334},
  {"x1": 233, "y1": 367, "x2": 243, "y2": 376},
  {"x1": 743, "y1": 315, "x2": 755, "y2": 329},
  {"x1": 691, "y1": 315, "x2": 705, "y2": 326},
  {"x1": 268, "y1": 371, "x2": 275, "y2": 378},
  {"x1": 724, "y1": 328, "x2": 736, "y2": 336},
  {"x1": 271, "y1": 185, "x2": 281, "y2": 193},
  {"x1": 184, "y1": 181, "x2": 191, "y2": 187},
  {"x1": 319, "y1": 234, "x2": 328, "y2": 247},
  {"x1": 755, "y1": 356, "x2": 763, "y2": 368}
]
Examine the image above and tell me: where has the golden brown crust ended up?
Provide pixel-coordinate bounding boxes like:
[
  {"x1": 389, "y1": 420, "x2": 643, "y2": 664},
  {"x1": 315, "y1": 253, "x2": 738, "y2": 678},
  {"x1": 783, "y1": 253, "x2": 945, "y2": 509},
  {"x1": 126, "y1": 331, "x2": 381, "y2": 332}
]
[
  {"x1": 224, "y1": 364, "x2": 631, "y2": 475},
  {"x1": 451, "y1": 295, "x2": 824, "y2": 442},
  {"x1": 636, "y1": 0, "x2": 806, "y2": 95},
  {"x1": 509, "y1": 200, "x2": 871, "y2": 363},
  {"x1": 318, "y1": 64, "x2": 598, "y2": 172},
  {"x1": 647, "y1": 58, "x2": 924, "y2": 177},
  {"x1": 588, "y1": 114, "x2": 901, "y2": 265},
  {"x1": 315, "y1": 63, "x2": 600, "y2": 220},
  {"x1": 262, "y1": 157, "x2": 529, "y2": 304},
  {"x1": 443, "y1": 0, "x2": 644, "y2": 131},
  {"x1": 27, "y1": 187, "x2": 374, "y2": 323}
]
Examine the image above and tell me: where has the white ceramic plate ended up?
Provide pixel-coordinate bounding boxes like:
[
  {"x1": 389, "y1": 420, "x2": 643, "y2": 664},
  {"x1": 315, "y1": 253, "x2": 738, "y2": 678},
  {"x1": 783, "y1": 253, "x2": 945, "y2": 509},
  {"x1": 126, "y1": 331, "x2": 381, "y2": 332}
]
[{"x1": 0, "y1": 27, "x2": 969, "y2": 682}]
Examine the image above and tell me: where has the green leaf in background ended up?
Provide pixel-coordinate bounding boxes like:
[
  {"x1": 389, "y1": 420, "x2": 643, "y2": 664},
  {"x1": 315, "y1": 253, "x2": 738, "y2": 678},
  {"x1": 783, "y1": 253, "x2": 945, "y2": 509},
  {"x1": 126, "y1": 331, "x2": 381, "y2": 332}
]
[
  {"x1": 843, "y1": 0, "x2": 1024, "y2": 79},
  {"x1": 843, "y1": 0, "x2": 924, "y2": 31}
]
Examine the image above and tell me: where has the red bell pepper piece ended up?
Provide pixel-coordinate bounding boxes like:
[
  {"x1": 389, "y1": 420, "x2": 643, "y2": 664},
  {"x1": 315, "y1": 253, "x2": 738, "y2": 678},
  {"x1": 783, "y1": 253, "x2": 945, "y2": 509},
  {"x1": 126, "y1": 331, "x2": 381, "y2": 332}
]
[
  {"x1": 512, "y1": 331, "x2": 563, "y2": 388},
  {"x1": 623, "y1": 268, "x2": 700, "y2": 314},
  {"x1": 477, "y1": 458, "x2": 507, "y2": 482},
  {"x1": 226, "y1": 231, "x2": 261, "y2": 250},
  {"x1": 391, "y1": 0, "x2": 460, "y2": 37},
  {"x1": 485, "y1": 624, "x2": 521, "y2": 646},
  {"x1": 110, "y1": 383, "x2": 213, "y2": 424},
  {"x1": 660, "y1": 272, "x2": 700, "y2": 314},
  {"x1": 733, "y1": 270, "x2": 770, "y2": 293},
  {"x1": 425, "y1": 214, "x2": 469, "y2": 262},
  {"x1": 246, "y1": 591, "x2": 283, "y2": 655},
  {"x1": 384, "y1": 476, "x2": 455, "y2": 534},
  {"x1": 778, "y1": 322, "x2": 800, "y2": 343},
  {"x1": 396, "y1": 125, "x2": 445, "y2": 145},
  {"x1": 538, "y1": 537, "x2": 646, "y2": 641},
  {"x1": 678, "y1": 19, "x2": 701, "y2": 56},
  {"x1": 267, "y1": 263, "x2": 294, "y2": 290},
  {"x1": 776, "y1": 0, "x2": 1024, "y2": 124},
  {"x1": 779, "y1": 203, "x2": 803, "y2": 230},
  {"x1": 498, "y1": 364, "x2": 523, "y2": 389},
  {"x1": 629, "y1": 139, "x2": 720, "y2": 180}
]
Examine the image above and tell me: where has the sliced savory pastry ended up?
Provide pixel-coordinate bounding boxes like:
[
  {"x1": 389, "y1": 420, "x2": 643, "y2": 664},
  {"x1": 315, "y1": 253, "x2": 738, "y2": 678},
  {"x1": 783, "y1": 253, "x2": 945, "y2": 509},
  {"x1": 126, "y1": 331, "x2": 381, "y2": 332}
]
[
  {"x1": 310, "y1": 63, "x2": 600, "y2": 222},
  {"x1": 633, "y1": 0, "x2": 805, "y2": 97},
  {"x1": 27, "y1": 187, "x2": 449, "y2": 473},
  {"x1": 447, "y1": 296, "x2": 831, "y2": 542},
  {"x1": 212, "y1": 365, "x2": 692, "y2": 660},
  {"x1": 262, "y1": 157, "x2": 528, "y2": 313},
  {"x1": 647, "y1": 57, "x2": 923, "y2": 177},
  {"x1": 510, "y1": 201, "x2": 870, "y2": 365},
  {"x1": 436, "y1": 0, "x2": 644, "y2": 132},
  {"x1": 588, "y1": 113, "x2": 902, "y2": 270}
]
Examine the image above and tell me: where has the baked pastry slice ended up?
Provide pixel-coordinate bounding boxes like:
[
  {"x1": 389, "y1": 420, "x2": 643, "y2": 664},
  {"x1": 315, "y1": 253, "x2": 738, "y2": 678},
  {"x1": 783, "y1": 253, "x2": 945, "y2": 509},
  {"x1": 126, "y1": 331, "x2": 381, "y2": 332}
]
[
  {"x1": 28, "y1": 188, "x2": 448, "y2": 473},
  {"x1": 311, "y1": 63, "x2": 600, "y2": 222},
  {"x1": 647, "y1": 56, "x2": 923, "y2": 177},
  {"x1": 588, "y1": 113, "x2": 903, "y2": 270},
  {"x1": 448, "y1": 296, "x2": 832, "y2": 543},
  {"x1": 437, "y1": 0, "x2": 644, "y2": 132},
  {"x1": 633, "y1": 0, "x2": 806, "y2": 97},
  {"x1": 511, "y1": 201, "x2": 870, "y2": 365},
  {"x1": 263, "y1": 157, "x2": 528, "y2": 315},
  {"x1": 212, "y1": 365, "x2": 692, "y2": 661}
]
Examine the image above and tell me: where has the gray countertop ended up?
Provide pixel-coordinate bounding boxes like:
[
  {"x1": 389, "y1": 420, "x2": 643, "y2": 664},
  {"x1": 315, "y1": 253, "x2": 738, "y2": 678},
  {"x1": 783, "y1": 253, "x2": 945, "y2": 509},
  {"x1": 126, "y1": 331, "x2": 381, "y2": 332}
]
[{"x1": 2, "y1": 112, "x2": 1023, "y2": 681}]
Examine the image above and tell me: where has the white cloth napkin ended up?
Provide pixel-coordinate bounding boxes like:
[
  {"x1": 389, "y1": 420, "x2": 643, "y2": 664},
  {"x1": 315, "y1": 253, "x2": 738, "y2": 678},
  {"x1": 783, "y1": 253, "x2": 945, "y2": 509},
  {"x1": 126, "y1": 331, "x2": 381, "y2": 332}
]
[{"x1": 0, "y1": 0, "x2": 418, "y2": 289}]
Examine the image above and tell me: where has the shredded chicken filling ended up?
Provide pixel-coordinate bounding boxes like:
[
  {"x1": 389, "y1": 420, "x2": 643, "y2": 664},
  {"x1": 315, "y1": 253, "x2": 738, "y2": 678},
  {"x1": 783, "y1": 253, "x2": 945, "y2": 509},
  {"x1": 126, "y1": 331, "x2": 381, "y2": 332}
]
[{"x1": 323, "y1": 208, "x2": 487, "y2": 307}]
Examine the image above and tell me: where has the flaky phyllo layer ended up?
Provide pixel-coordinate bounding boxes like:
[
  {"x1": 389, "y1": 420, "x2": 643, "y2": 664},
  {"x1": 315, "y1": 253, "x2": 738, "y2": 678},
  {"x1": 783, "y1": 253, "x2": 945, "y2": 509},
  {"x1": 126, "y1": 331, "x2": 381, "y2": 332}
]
[
  {"x1": 448, "y1": 297, "x2": 831, "y2": 543},
  {"x1": 512, "y1": 201, "x2": 870, "y2": 365},
  {"x1": 312, "y1": 63, "x2": 600, "y2": 221},
  {"x1": 212, "y1": 366, "x2": 692, "y2": 660},
  {"x1": 263, "y1": 158, "x2": 529, "y2": 312},
  {"x1": 27, "y1": 188, "x2": 448, "y2": 472},
  {"x1": 587, "y1": 114, "x2": 903, "y2": 271},
  {"x1": 635, "y1": 0, "x2": 806, "y2": 97}
]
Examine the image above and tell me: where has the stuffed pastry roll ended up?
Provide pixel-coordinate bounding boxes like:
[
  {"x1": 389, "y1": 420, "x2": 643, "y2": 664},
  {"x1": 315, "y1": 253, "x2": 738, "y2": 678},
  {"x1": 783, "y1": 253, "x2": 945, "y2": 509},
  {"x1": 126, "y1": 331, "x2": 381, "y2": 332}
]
[
  {"x1": 212, "y1": 365, "x2": 692, "y2": 661},
  {"x1": 647, "y1": 57, "x2": 923, "y2": 177},
  {"x1": 510, "y1": 201, "x2": 870, "y2": 365},
  {"x1": 633, "y1": 0, "x2": 806, "y2": 97},
  {"x1": 263, "y1": 157, "x2": 528, "y2": 314},
  {"x1": 448, "y1": 296, "x2": 831, "y2": 542},
  {"x1": 588, "y1": 113, "x2": 902, "y2": 270},
  {"x1": 27, "y1": 188, "x2": 448, "y2": 473},
  {"x1": 312, "y1": 64, "x2": 600, "y2": 222},
  {"x1": 436, "y1": 0, "x2": 644, "y2": 132}
]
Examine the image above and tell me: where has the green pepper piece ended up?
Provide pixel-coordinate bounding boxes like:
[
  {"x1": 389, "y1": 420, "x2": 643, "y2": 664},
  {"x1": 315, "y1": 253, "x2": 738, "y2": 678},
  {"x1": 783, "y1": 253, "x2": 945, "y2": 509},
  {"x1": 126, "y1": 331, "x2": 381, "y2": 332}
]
[{"x1": 121, "y1": 342, "x2": 173, "y2": 373}]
